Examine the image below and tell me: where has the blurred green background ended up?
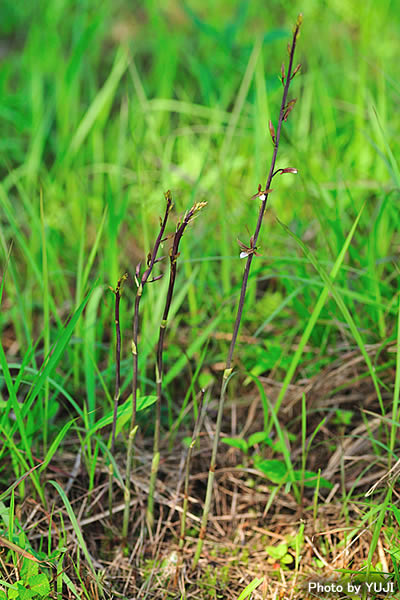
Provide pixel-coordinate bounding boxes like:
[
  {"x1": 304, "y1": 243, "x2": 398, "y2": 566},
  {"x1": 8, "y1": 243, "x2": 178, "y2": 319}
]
[{"x1": 1, "y1": 0, "x2": 399, "y2": 430}]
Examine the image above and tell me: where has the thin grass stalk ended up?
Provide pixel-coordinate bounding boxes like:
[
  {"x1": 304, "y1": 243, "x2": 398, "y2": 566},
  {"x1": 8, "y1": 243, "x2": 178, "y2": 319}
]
[
  {"x1": 389, "y1": 296, "x2": 400, "y2": 467},
  {"x1": 193, "y1": 15, "x2": 303, "y2": 568},
  {"x1": 39, "y1": 192, "x2": 50, "y2": 454},
  {"x1": 122, "y1": 194, "x2": 173, "y2": 539},
  {"x1": 146, "y1": 200, "x2": 207, "y2": 529},
  {"x1": 108, "y1": 273, "x2": 127, "y2": 517},
  {"x1": 179, "y1": 389, "x2": 206, "y2": 550}
]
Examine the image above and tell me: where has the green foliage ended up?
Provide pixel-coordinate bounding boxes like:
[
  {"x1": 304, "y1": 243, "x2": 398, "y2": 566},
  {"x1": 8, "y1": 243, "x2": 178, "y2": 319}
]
[
  {"x1": 333, "y1": 409, "x2": 354, "y2": 426},
  {"x1": 0, "y1": 0, "x2": 399, "y2": 591},
  {"x1": 0, "y1": 559, "x2": 50, "y2": 600},
  {"x1": 236, "y1": 577, "x2": 264, "y2": 600},
  {"x1": 264, "y1": 525, "x2": 304, "y2": 570},
  {"x1": 222, "y1": 432, "x2": 332, "y2": 489},
  {"x1": 254, "y1": 457, "x2": 332, "y2": 489},
  {"x1": 85, "y1": 394, "x2": 158, "y2": 443}
]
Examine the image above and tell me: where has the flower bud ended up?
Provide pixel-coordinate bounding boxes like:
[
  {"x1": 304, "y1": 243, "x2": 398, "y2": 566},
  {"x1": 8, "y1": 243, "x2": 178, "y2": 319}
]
[
  {"x1": 268, "y1": 120, "x2": 276, "y2": 144},
  {"x1": 280, "y1": 168, "x2": 298, "y2": 174}
]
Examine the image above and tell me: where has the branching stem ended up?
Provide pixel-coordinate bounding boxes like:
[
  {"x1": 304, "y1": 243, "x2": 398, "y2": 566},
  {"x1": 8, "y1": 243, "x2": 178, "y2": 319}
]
[
  {"x1": 193, "y1": 17, "x2": 302, "y2": 568},
  {"x1": 122, "y1": 194, "x2": 173, "y2": 539},
  {"x1": 147, "y1": 201, "x2": 207, "y2": 529}
]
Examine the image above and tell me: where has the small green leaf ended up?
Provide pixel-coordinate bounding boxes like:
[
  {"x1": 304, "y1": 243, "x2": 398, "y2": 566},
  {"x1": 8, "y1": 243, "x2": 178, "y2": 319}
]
[
  {"x1": 271, "y1": 439, "x2": 286, "y2": 452},
  {"x1": 28, "y1": 573, "x2": 50, "y2": 597},
  {"x1": 333, "y1": 409, "x2": 353, "y2": 426},
  {"x1": 10, "y1": 583, "x2": 34, "y2": 600},
  {"x1": 281, "y1": 553, "x2": 294, "y2": 564},
  {"x1": 221, "y1": 437, "x2": 248, "y2": 453},
  {"x1": 254, "y1": 460, "x2": 333, "y2": 489},
  {"x1": 21, "y1": 558, "x2": 39, "y2": 579},
  {"x1": 198, "y1": 372, "x2": 214, "y2": 389},
  {"x1": 8, "y1": 586, "x2": 18, "y2": 599},
  {"x1": 265, "y1": 543, "x2": 288, "y2": 559},
  {"x1": 254, "y1": 459, "x2": 287, "y2": 483},
  {"x1": 247, "y1": 432, "x2": 273, "y2": 448},
  {"x1": 295, "y1": 470, "x2": 333, "y2": 489}
]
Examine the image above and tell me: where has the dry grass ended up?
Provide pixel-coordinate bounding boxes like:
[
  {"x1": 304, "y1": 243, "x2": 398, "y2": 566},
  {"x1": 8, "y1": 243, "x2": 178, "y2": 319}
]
[{"x1": 4, "y1": 346, "x2": 397, "y2": 599}]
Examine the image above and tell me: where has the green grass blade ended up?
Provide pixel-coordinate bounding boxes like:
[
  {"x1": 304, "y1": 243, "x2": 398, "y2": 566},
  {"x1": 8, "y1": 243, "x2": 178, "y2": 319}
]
[
  {"x1": 271, "y1": 202, "x2": 366, "y2": 425},
  {"x1": 19, "y1": 291, "x2": 93, "y2": 425},
  {"x1": 39, "y1": 419, "x2": 75, "y2": 473},
  {"x1": 390, "y1": 296, "x2": 400, "y2": 461},
  {"x1": 48, "y1": 480, "x2": 96, "y2": 575},
  {"x1": 65, "y1": 47, "x2": 129, "y2": 161},
  {"x1": 279, "y1": 206, "x2": 384, "y2": 416},
  {"x1": 164, "y1": 314, "x2": 223, "y2": 386},
  {"x1": 236, "y1": 577, "x2": 264, "y2": 600}
]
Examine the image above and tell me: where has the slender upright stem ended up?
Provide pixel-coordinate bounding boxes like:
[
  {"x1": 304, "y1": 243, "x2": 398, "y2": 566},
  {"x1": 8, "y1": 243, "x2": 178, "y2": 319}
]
[
  {"x1": 111, "y1": 274, "x2": 127, "y2": 453},
  {"x1": 109, "y1": 274, "x2": 127, "y2": 517},
  {"x1": 180, "y1": 390, "x2": 205, "y2": 550},
  {"x1": 122, "y1": 194, "x2": 172, "y2": 539},
  {"x1": 193, "y1": 17, "x2": 302, "y2": 568},
  {"x1": 147, "y1": 201, "x2": 207, "y2": 529}
]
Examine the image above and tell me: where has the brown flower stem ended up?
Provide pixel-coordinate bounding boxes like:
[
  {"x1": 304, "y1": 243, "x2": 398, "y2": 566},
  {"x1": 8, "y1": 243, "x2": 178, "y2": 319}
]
[
  {"x1": 193, "y1": 16, "x2": 302, "y2": 569},
  {"x1": 110, "y1": 274, "x2": 128, "y2": 452},
  {"x1": 146, "y1": 201, "x2": 207, "y2": 530},
  {"x1": 108, "y1": 273, "x2": 127, "y2": 517},
  {"x1": 122, "y1": 193, "x2": 173, "y2": 540}
]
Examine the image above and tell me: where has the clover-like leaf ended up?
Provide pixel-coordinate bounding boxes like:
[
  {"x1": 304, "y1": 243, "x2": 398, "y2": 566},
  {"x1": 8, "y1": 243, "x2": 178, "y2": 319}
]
[
  {"x1": 221, "y1": 437, "x2": 248, "y2": 453},
  {"x1": 27, "y1": 574, "x2": 50, "y2": 598}
]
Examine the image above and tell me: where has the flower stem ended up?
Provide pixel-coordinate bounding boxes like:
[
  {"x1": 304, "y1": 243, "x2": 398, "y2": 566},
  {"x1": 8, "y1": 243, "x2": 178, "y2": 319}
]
[
  {"x1": 122, "y1": 194, "x2": 172, "y2": 540},
  {"x1": 109, "y1": 273, "x2": 127, "y2": 518},
  {"x1": 146, "y1": 201, "x2": 207, "y2": 530},
  {"x1": 192, "y1": 16, "x2": 302, "y2": 569}
]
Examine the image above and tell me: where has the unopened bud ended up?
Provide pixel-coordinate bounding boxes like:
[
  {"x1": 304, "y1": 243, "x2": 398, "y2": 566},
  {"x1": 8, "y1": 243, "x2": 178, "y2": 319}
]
[
  {"x1": 150, "y1": 274, "x2": 163, "y2": 283},
  {"x1": 291, "y1": 64, "x2": 301, "y2": 78},
  {"x1": 268, "y1": 119, "x2": 276, "y2": 144},
  {"x1": 280, "y1": 168, "x2": 298, "y2": 174},
  {"x1": 283, "y1": 98, "x2": 297, "y2": 121}
]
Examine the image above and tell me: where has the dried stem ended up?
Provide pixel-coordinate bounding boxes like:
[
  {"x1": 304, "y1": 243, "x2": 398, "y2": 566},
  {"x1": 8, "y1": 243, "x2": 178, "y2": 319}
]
[
  {"x1": 146, "y1": 200, "x2": 207, "y2": 530},
  {"x1": 122, "y1": 193, "x2": 173, "y2": 540},
  {"x1": 192, "y1": 16, "x2": 302, "y2": 568}
]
